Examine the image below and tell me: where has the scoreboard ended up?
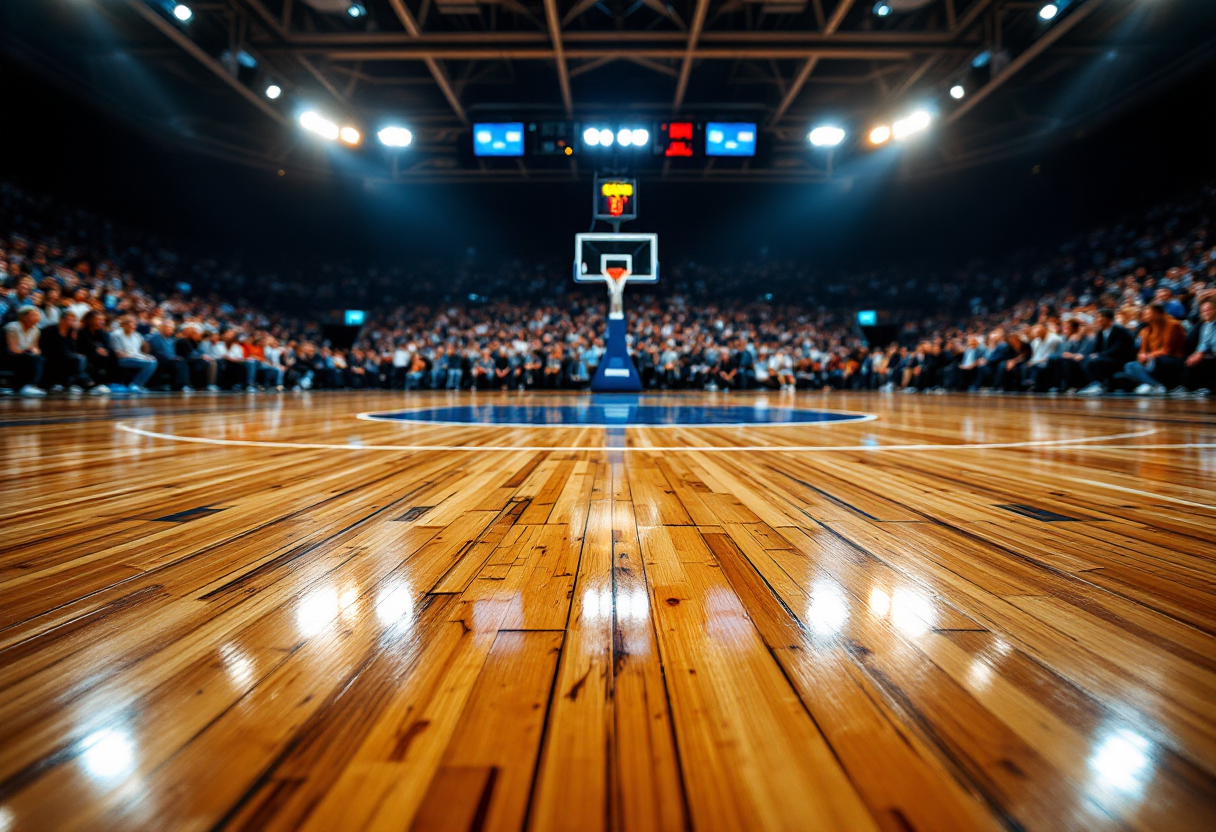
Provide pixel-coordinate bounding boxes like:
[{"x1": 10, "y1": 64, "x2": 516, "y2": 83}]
[
  {"x1": 492, "y1": 121, "x2": 756, "y2": 158},
  {"x1": 657, "y1": 121, "x2": 698, "y2": 157},
  {"x1": 594, "y1": 177, "x2": 638, "y2": 222}
]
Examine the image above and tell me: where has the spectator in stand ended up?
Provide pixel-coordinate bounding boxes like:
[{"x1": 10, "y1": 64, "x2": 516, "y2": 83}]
[
  {"x1": 1118, "y1": 302, "x2": 1189, "y2": 395},
  {"x1": 110, "y1": 314, "x2": 157, "y2": 393},
  {"x1": 147, "y1": 320, "x2": 193, "y2": 392},
  {"x1": 2, "y1": 276, "x2": 37, "y2": 326},
  {"x1": 1022, "y1": 324, "x2": 1064, "y2": 392},
  {"x1": 176, "y1": 323, "x2": 220, "y2": 391},
  {"x1": 4, "y1": 306, "x2": 46, "y2": 396},
  {"x1": 78, "y1": 311, "x2": 117, "y2": 388},
  {"x1": 39, "y1": 310, "x2": 103, "y2": 394},
  {"x1": 1182, "y1": 298, "x2": 1215, "y2": 393},
  {"x1": 219, "y1": 331, "x2": 254, "y2": 390},
  {"x1": 1046, "y1": 318, "x2": 1093, "y2": 392},
  {"x1": 1078, "y1": 310, "x2": 1137, "y2": 395}
]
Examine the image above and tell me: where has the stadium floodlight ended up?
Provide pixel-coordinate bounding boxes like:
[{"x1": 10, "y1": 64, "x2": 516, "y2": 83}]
[
  {"x1": 377, "y1": 126, "x2": 412, "y2": 147},
  {"x1": 598, "y1": 128, "x2": 614, "y2": 147},
  {"x1": 172, "y1": 4, "x2": 193, "y2": 22},
  {"x1": 1039, "y1": 3, "x2": 1059, "y2": 20},
  {"x1": 265, "y1": 84, "x2": 282, "y2": 100},
  {"x1": 617, "y1": 128, "x2": 634, "y2": 147},
  {"x1": 873, "y1": 2, "x2": 891, "y2": 17},
  {"x1": 869, "y1": 125, "x2": 891, "y2": 145},
  {"x1": 631, "y1": 128, "x2": 650, "y2": 147},
  {"x1": 299, "y1": 111, "x2": 339, "y2": 141},
  {"x1": 949, "y1": 85, "x2": 965, "y2": 100},
  {"x1": 339, "y1": 126, "x2": 361, "y2": 146},
  {"x1": 583, "y1": 127, "x2": 601, "y2": 147},
  {"x1": 347, "y1": 3, "x2": 365, "y2": 17},
  {"x1": 892, "y1": 109, "x2": 931, "y2": 140},
  {"x1": 808, "y1": 126, "x2": 846, "y2": 147}
]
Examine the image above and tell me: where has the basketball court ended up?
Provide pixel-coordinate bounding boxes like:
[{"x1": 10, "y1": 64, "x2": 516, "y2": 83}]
[{"x1": 2, "y1": 390, "x2": 1214, "y2": 831}]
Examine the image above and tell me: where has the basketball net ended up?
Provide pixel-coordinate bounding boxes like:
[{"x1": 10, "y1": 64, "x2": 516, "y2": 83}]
[{"x1": 604, "y1": 266, "x2": 630, "y2": 320}]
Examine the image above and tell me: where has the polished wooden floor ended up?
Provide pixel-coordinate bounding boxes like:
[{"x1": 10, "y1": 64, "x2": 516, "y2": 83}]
[{"x1": 1, "y1": 390, "x2": 1215, "y2": 832}]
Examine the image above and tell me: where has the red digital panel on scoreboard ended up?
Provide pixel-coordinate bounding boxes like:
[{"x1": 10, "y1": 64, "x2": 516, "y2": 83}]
[{"x1": 660, "y1": 122, "x2": 695, "y2": 157}]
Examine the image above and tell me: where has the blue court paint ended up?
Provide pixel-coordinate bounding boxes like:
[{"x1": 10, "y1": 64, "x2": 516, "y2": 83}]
[{"x1": 364, "y1": 398, "x2": 871, "y2": 427}]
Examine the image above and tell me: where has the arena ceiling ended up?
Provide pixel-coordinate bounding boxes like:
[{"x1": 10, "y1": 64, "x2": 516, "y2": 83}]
[{"x1": 4, "y1": 0, "x2": 1213, "y2": 182}]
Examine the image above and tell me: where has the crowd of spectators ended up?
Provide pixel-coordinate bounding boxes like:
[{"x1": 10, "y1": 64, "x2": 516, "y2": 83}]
[{"x1": 3, "y1": 180, "x2": 1214, "y2": 399}]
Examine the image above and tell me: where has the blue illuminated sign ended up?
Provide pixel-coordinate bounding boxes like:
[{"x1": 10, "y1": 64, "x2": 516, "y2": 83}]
[
  {"x1": 705, "y1": 122, "x2": 757, "y2": 157},
  {"x1": 344, "y1": 310, "x2": 366, "y2": 326},
  {"x1": 473, "y1": 122, "x2": 525, "y2": 157},
  {"x1": 856, "y1": 310, "x2": 877, "y2": 326}
]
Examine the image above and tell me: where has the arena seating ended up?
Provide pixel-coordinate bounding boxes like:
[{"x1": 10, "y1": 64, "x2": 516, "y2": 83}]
[{"x1": 3, "y1": 181, "x2": 1214, "y2": 397}]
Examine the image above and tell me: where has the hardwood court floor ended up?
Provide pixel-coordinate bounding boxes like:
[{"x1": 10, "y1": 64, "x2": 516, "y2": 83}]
[{"x1": 1, "y1": 390, "x2": 1214, "y2": 832}]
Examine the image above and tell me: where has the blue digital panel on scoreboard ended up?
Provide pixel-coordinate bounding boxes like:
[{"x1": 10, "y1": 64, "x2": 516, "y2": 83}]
[
  {"x1": 473, "y1": 123, "x2": 525, "y2": 157},
  {"x1": 705, "y1": 123, "x2": 757, "y2": 157}
]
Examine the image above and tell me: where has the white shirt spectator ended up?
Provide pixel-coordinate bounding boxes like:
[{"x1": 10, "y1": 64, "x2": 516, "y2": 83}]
[
  {"x1": 111, "y1": 329, "x2": 147, "y2": 359},
  {"x1": 4, "y1": 320, "x2": 39, "y2": 352},
  {"x1": 1028, "y1": 331, "x2": 1063, "y2": 365}
]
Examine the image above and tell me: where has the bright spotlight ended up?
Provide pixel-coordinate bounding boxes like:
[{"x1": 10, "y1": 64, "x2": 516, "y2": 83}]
[
  {"x1": 583, "y1": 127, "x2": 601, "y2": 147},
  {"x1": 873, "y1": 2, "x2": 891, "y2": 17},
  {"x1": 869, "y1": 125, "x2": 891, "y2": 145},
  {"x1": 300, "y1": 110, "x2": 339, "y2": 141},
  {"x1": 339, "y1": 126, "x2": 362, "y2": 146},
  {"x1": 265, "y1": 84, "x2": 282, "y2": 100},
  {"x1": 377, "y1": 126, "x2": 412, "y2": 147},
  {"x1": 1039, "y1": 3, "x2": 1059, "y2": 20},
  {"x1": 892, "y1": 109, "x2": 931, "y2": 140},
  {"x1": 172, "y1": 4, "x2": 193, "y2": 22},
  {"x1": 598, "y1": 128, "x2": 614, "y2": 147},
  {"x1": 808, "y1": 126, "x2": 846, "y2": 147},
  {"x1": 617, "y1": 128, "x2": 634, "y2": 147},
  {"x1": 347, "y1": 3, "x2": 365, "y2": 17},
  {"x1": 949, "y1": 85, "x2": 965, "y2": 100},
  {"x1": 631, "y1": 128, "x2": 650, "y2": 147}
]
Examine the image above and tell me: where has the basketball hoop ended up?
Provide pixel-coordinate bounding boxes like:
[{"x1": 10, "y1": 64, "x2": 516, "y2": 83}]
[{"x1": 572, "y1": 231, "x2": 659, "y2": 391}]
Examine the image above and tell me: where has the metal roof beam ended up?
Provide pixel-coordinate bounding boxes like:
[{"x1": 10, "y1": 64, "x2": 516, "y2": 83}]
[
  {"x1": 542, "y1": 0, "x2": 573, "y2": 115},
  {"x1": 673, "y1": 0, "x2": 711, "y2": 111},
  {"x1": 949, "y1": 0, "x2": 1108, "y2": 122},
  {"x1": 387, "y1": 0, "x2": 469, "y2": 125},
  {"x1": 121, "y1": 0, "x2": 287, "y2": 124}
]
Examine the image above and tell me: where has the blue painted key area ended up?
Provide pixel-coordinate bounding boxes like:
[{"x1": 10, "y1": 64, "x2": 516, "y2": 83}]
[{"x1": 365, "y1": 398, "x2": 870, "y2": 427}]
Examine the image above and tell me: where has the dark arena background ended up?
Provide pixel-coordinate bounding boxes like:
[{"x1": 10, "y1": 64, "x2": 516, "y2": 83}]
[{"x1": 2, "y1": 1, "x2": 1216, "y2": 830}]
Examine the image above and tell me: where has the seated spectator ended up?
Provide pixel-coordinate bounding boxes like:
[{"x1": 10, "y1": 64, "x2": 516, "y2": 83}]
[
  {"x1": 1181, "y1": 298, "x2": 1215, "y2": 394},
  {"x1": 176, "y1": 323, "x2": 220, "y2": 391},
  {"x1": 1078, "y1": 310, "x2": 1138, "y2": 395},
  {"x1": 1045, "y1": 318, "x2": 1092, "y2": 392},
  {"x1": 110, "y1": 314, "x2": 157, "y2": 392},
  {"x1": 3, "y1": 305, "x2": 47, "y2": 396},
  {"x1": 147, "y1": 320, "x2": 193, "y2": 392},
  {"x1": 1116, "y1": 303, "x2": 1188, "y2": 394},
  {"x1": 39, "y1": 310, "x2": 105, "y2": 394},
  {"x1": 78, "y1": 311, "x2": 118, "y2": 388},
  {"x1": 1022, "y1": 324, "x2": 1064, "y2": 392}
]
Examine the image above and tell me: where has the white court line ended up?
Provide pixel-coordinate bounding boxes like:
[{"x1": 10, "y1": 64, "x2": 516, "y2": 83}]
[
  {"x1": 115, "y1": 423, "x2": 1158, "y2": 454},
  {"x1": 355, "y1": 405, "x2": 879, "y2": 429},
  {"x1": 1054, "y1": 474, "x2": 1216, "y2": 512}
]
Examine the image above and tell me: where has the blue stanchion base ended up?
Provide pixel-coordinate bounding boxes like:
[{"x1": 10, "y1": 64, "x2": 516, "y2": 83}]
[{"x1": 591, "y1": 318, "x2": 642, "y2": 392}]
